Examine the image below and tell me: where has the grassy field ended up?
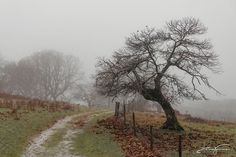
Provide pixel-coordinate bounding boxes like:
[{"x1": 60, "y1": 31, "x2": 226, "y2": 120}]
[
  {"x1": 0, "y1": 108, "x2": 80, "y2": 157},
  {"x1": 0, "y1": 101, "x2": 234, "y2": 157},
  {"x1": 71, "y1": 112, "x2": 124, "y2": 157}
]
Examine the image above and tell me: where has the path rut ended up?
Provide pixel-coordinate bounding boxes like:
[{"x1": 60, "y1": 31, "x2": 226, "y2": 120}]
[
  {"x1": 22, "y1": 113, "x2": 84, "y2": 157},
  {"x1": 22, "y1": 111, "x2": 110, "y2": 157}
]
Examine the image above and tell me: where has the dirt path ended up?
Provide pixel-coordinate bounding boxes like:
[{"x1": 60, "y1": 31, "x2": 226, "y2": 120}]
[
  {"x1": 22, "y1": 114, "x2": 79, "y2": 157},
  {"x1": 22, "y1": 111, "x2": 110, "y2": 157}
]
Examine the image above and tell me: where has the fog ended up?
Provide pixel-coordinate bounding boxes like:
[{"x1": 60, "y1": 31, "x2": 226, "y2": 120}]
[
  {"x1": 176, "y1": 99, "x2": 236, "y2": 122},
  {"x1": 0, "y1": 0, "x2": 236, "y2": 100}
]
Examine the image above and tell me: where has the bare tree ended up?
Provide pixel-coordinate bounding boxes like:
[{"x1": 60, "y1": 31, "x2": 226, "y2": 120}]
[
  {"x1": 0, "y1": 55, "x2": 9, "y2": 90},
  {"x1": 31, "y1": 50, "x2": 80, "y2": 100},
  {"x1": 73, "y1": 83, "x2": 108, "y2": 107},
  {"x1": 2, "y1": 50, "x2": 81, "y2": 101},
  {"x1": 95, "y1": 17, "x2": 220, "y2": 130},
  {"x1": 1, "y1": 63, "x2": 14, "y2": 94}
]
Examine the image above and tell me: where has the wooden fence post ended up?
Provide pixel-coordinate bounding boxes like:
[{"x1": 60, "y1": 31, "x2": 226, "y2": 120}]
[
  {"x1": 132, "y1": 112, "x2": 136, "y2": 136},
  {"x1": 114, "y1": 102, "x2": 120, "y2": 118},
  {"x1": 150, "y1": 125, "x2": 153, "y2": 150},
  {"x1": 123, "y1": 104, "x2": 126, "y2": 125},
  {"x1": 178, "y1": 134, "x2": 182, "y2": 157}
]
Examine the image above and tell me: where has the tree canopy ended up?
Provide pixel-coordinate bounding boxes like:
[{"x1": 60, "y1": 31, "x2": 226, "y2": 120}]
[{"x1": 95, "y1": 17, "x2": 220, "y2": 130}]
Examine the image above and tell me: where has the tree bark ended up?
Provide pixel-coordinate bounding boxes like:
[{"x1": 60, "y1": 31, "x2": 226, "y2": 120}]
[
  {"x1": 159, "y1": 97, "x2": 184, "y2": 131},
  {"x1": 141, "y1": 88, "x2": 184, "y2": 131}
]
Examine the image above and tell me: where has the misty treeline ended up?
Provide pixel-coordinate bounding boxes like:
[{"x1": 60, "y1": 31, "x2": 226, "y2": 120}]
[
  {"x1": 0, "y1": 50, "x2": 84, "y2": 102},
  {"x1": 0, "y1": 50, "x2": 150, "y2": 108}
]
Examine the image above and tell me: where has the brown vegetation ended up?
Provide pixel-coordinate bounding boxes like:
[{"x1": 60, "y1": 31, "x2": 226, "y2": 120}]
[
  {"x1": 0, "y1": 93, "x2": 77, "y2": 120},
  {"x1": 97, "y1": 112, "x2": 236, "y2": 157}
]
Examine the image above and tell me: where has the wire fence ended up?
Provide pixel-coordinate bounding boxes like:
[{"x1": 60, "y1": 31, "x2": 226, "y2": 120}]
[{"x1": 114, "y1": 102, "x2": 235, "y2": 157}]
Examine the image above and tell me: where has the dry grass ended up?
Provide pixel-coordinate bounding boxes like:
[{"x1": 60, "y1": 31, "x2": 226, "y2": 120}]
[{"x1": 100, "y1": 111, "x2": 236, "y2": 157}]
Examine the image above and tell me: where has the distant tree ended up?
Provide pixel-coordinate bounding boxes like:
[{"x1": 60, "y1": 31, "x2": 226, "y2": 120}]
[
  {"x1": 95, "y1": 17, "x2": 220, "y2": 130},
  {"x1": 73, "y1": 84, "x2": 95, "y2": 107},
  {"x1": 0, "y1": 55, "x2": 7, "y2": 90},
  {"x1": 73, "y1": 83, "x2": 108, "y2": 107},
  {"x1": 31, "y1": 50, "x2": 80, "y2": 100},
  {"x1": 2, "y1": 50, "x2": 81, "y2": 101},
  {"x1": 2, "y1": 59, "x2": 39, "y2": 97}
]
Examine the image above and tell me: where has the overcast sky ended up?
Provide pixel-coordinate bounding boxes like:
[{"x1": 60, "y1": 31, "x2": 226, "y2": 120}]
[{"x1": 0, "y1": 0, "x2": 235, "y2": 99}]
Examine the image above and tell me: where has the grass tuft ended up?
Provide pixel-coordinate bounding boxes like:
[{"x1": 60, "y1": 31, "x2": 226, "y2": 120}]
[
  {"x1": 71, "y1": 111, "x2": 123, "y2": 157},
  {"x1": 72, "y1": 132, "x2": 123, "y2": 157},
  {"x1": 43, "y1": 128, "x2": 67, "y2": 148}
]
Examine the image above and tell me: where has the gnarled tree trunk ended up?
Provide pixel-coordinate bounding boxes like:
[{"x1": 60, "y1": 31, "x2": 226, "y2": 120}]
[
  {"x1": 142, "y1": 88, "x2": 184, "y2": 131},
  {"x1": 158, "y1": 98, "x2": 183, "y2": 131}
]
